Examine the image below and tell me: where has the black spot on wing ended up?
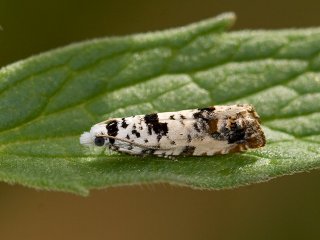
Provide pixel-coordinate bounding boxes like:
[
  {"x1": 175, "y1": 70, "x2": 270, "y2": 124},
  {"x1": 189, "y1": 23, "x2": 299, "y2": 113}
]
[
  {"x1": 132, "y1": 130, "x2": 141, "y2": 138},
  {"x1": 121, "y1": 118, "x2": 128, "y2": 128},
  {"x1": 155, "y1": 123, "x2": 168, "y2": 135},
  {"x1": 214, "y1": 121, "x2": 246, "y2": 144},
  {"x1": 106, "y1": 120, "x2": 118, "y2": 144},
  {"x1": 180, "y1": 114, "x2": 186, "y2": 119},
  {"x1": 193, "y1": 122, "x2": 201, "y2": 132},
  {"x1": 144, "y1": 113, "x2": 168, "y2": 136},
  {"x1": 192, "y1": 107, "x2": 216, "y2": 132},
  {"x1": 144, "y1": 113, "x2": 159, "y2": 124},
  {"x1": 169, "y1": 115, "x2": 175, "y2": 120},
  {"x1": 193, "y1": 107, "x2": 215, "y2": 121},
  {"x1": 193, "y1": 111, "x2": 203, "y2": 119},
  {"x1": 106, "y1": 120, "x2": 118, "y2": 136},
  {"x1": 227, "y1": 124, "x2": 246, "y2": 144}
]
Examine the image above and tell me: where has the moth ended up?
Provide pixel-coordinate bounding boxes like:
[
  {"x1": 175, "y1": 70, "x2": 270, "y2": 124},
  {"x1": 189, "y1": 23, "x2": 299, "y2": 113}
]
[{"x1": 80, "y1": 104, "x2": 266, "y2": 157}]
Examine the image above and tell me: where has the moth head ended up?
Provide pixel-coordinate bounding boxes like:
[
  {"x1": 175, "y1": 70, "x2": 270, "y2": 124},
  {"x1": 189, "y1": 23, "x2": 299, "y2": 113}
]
[{"x1": 80, "y1": 123, "x2": 110, "y2": 147}]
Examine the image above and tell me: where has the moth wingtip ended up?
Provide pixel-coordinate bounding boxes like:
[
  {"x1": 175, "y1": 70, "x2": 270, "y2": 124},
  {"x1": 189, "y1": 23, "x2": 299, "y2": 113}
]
[{"x1": 80, "y1": 132, "x2": 93, "y2": 146}]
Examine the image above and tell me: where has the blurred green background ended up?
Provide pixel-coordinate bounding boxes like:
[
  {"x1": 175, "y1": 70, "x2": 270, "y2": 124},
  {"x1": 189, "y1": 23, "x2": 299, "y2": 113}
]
[{"x1": 1, "y1": 1, "x2": 320, "y2": 239}]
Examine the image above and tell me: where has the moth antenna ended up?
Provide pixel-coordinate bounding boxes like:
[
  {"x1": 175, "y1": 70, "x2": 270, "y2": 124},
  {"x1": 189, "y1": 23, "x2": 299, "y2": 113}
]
[{"x1": 97, "y1": 134, "x2": 162, "y2": 149}]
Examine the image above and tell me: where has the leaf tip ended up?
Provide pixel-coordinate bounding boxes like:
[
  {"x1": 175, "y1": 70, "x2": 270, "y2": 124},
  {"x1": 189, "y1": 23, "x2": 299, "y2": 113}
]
[{"x1": 214, "y1": 12, "x2": 237, "y2": 30}]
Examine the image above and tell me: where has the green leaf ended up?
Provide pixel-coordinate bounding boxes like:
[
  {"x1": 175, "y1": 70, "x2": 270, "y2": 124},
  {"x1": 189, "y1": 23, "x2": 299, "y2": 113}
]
[{"x1": 1, "y1": 12, "x2": 320, "y2": 195}]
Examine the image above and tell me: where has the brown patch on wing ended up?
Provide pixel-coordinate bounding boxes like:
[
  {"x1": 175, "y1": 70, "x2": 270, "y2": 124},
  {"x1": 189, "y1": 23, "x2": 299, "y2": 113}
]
[
  {"x1": 228, "y1": 144, "x2": 245, "y2": 153},
  {"x1": 208, "y1": 119, "x2": 219, "y2": 133},
  {"x1": 237, "y1": 106, "x2": 266, "y2": 149},
  {"x1": 246, "y1": 130, "x2": 266, "y2": 148},
  {"x1": 244, "y1": 114, "x2": 266, "y2": 149}
]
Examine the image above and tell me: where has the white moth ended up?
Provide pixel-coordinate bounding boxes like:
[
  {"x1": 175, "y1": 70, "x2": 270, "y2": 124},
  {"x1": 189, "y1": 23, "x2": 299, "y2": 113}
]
[{"x1": 80, "y1": 104, "x2": 266, "y2": 157}]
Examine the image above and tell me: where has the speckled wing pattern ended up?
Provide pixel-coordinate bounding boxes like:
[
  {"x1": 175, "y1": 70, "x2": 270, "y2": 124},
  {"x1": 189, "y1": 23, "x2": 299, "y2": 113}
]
[{"x1": 80, "y1": 104, "x2": 266, "y2": 157}]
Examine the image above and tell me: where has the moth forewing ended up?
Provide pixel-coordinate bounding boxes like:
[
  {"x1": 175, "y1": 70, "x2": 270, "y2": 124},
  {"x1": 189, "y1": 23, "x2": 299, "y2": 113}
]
[{"x1": 80, "y1": 104, "x2": 266, "y2": 157}]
